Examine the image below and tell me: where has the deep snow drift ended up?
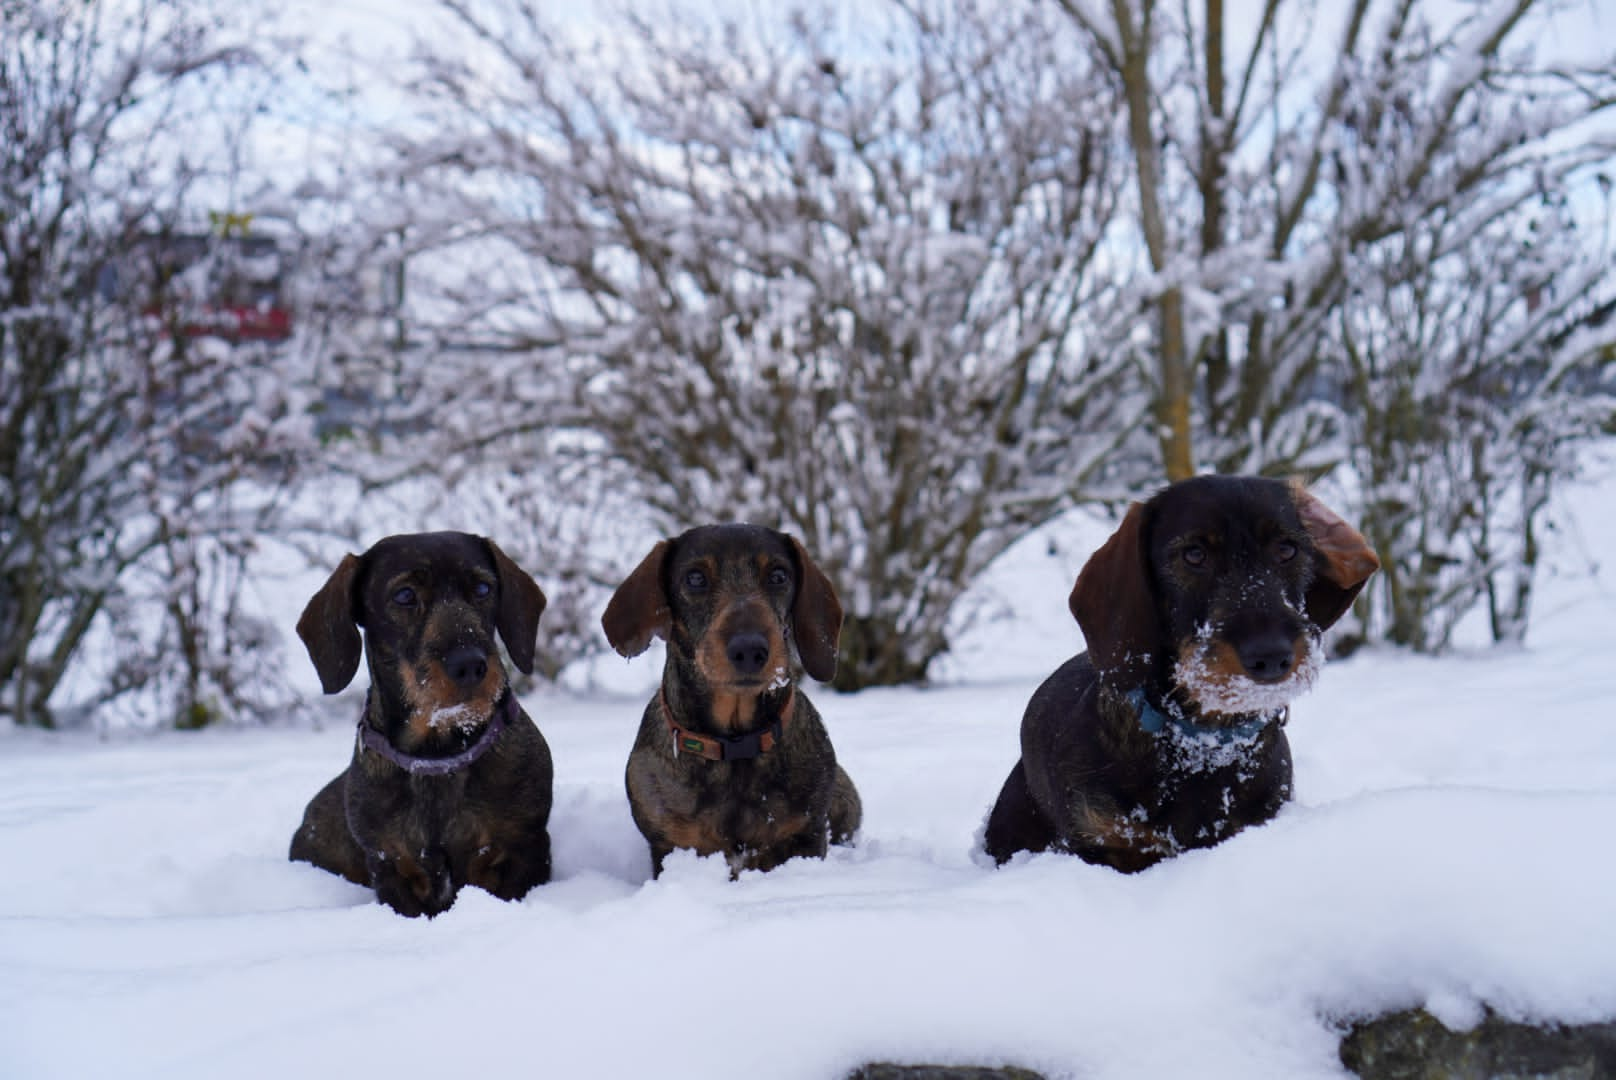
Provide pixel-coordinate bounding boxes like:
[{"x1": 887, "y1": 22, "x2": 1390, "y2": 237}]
[{"x1": 4, "y1": 458, "x2": 1615, "y2": 1080}]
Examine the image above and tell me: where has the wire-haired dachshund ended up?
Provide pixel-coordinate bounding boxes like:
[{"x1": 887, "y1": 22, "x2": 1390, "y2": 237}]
[
  {"x1": 289, "y1": 531, "x2": 553, "y2": 916},
  {"x1": 602, "y1": 523, "x2": 861, "y2": 877},
  {"x1": 983, "y1": 476, "x2": 1380, "y2": 871}
]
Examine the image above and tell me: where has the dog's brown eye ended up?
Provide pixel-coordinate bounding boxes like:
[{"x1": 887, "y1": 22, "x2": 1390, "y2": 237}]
[
  {"x1": 1182, "y1": 544, "x2": 1207, "y2": 568},
  {"x1": 392, "y1": 586, "x2": 418, "y2": 607},
  {"x1": 683, "y1": 569, "x2": 708, "y2": 591},
  {"x1": 766, "y1": 566, "x2": 790, "y2": 589},
  {"x1": 1275, "y1": 540, "x2": 1299, "y2": 563}
]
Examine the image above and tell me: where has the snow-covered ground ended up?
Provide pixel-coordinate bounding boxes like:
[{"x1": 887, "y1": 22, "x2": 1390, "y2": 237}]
[{"x1": 4, "y1": 456, "x2": 1615, "y2": 1080}]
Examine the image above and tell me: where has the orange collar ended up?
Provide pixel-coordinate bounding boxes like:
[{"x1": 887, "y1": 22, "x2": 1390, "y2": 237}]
[{"x1": 659, "y1": 686, "x2": 795, "y2": 762}]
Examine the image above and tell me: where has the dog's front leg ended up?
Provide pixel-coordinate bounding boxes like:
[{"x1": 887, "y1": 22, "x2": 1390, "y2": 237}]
[
  {"x1": 465, "y1": 832, "x2": 551, "y2": 901},
  {"x1": 1066, "y1": 805, "x2": 1181, "y2": 873},
  {"x1": 731, "y1": 814, "x2": 828, "y2": 875},
  {"x1": 367, "y1": 846, "x2": 456, "y2": 918}
]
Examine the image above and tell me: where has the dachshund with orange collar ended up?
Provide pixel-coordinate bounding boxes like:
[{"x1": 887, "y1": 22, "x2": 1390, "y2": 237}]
[{"x1": 603, "y1": 524, "x2": 860, "y2": 877}]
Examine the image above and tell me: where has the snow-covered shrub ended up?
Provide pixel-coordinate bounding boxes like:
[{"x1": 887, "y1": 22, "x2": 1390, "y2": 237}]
[
  {"x1": 382, "y1": 0, "x2": 1155, "y2": 688},
  {"x1": 0, "y1": 1, "x2": 321, "y2": 727}
]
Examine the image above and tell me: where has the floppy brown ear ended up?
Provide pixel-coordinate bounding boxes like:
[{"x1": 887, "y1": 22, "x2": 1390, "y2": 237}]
[
  {"x1": 788, "y1": 535, "x2": 843, "y2": 684},
  {"x1": 1068, "y1": 502, "x2": 1159, "y2": 686},
  {"x1": 1290, "y1": 480, "x2": 1381, "y2": 631},
  {"x1": 484, "y1": 538, "x2": 547, "y2": 675},
  {"x1": 602, "y1": 541, "x2": 670, "y2": 658},
  {"x1": 297, "y1": 554, "x2": 364, "y2": 694}
]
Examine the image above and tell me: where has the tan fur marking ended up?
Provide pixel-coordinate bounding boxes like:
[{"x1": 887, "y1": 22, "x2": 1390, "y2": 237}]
[
  {"x1": 653, "y1": 808, "x2": 817, "y2": 872},
  {"x1": 730, "y1": 813, "x2": 816, "y2": 874},
  {"x1": 1074, "y1": 805, "x2": 1178, "y2": 872},
  {"x1": 657, "y1": 815, "x2": 728, "y2": 857},
  {"x1": 1288, "y1": 635, "x2": 1309, "y2": 674},
  {"x1": 744, "y1": 812, "x2": 813, "y2": 851},
  {"x1": 693, "y1": 596, "x2": 791, "y2": 732},
  {"x1": 465, "y1": 833, "x2": 508, "y2": 893},
  {"x1": 398, "y1": 649, "x2": 506, "y2": 750},
  {"x1": 1179, "y1": 637, "x2": 1247, "y2": 686},
  {"x1": 1174, "y1": 635, "x2": 1311, "y2": 717},
  {"x1": 693, "y1": 621, "x2": 729, "y2": 689},
  {"x1": 378, "y1": 846, "x2": 438, "y2": 906},
  {"x1": 705, "y1": 688, "x2": 759, "y2": 733}
]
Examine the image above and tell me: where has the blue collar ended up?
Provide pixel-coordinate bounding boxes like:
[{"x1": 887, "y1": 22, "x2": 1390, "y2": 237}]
[{"x1": 1126, "y1": 689, "x2": 1279, "y2": 743}]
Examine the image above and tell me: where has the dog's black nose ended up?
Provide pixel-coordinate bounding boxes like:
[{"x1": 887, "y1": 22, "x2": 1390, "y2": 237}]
[
  {"x1": 443, "y1": 645, "x2": 489, "y2": 688},
  {"x1": 725, "y1": 632, "x2": 770, "y2": 677},
  {"x1": 1236, "y1": 634, "x2": 1295, "y2": 683}
]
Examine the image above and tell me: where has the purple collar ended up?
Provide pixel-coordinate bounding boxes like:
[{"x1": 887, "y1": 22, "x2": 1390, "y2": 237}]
[{"x1": 356, "y1": 691, "x2": 519, "y2": 776}]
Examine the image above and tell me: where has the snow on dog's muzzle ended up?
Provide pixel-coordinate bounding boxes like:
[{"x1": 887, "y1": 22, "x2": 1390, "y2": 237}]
[{"x1": 1173, "y1": 621, "x2": 1322, "y2": 717}]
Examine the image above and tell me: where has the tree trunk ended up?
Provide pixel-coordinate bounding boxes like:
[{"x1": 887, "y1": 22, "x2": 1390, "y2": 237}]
[
  {"x1": 1157, "y1": 289, "x2": 1196, "y2": 481},
  {"x1": 1114, "y1": 0, "x2": 1196, "y2": 480}
]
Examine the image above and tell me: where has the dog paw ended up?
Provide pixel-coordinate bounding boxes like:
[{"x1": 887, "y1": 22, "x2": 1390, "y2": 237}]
[{"x1": 370, "y1": 848, "x2": 458, "y2": 918}]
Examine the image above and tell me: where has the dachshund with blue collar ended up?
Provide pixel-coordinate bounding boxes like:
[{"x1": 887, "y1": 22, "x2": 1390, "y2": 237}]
[{"x1": 983, "y1": 476, "x2": 1379, "y2": 871}]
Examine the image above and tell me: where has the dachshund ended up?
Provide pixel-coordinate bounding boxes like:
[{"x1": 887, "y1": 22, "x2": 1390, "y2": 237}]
[
  {"x1": 602, "y1": 523, "x2": 861, "y2": 876},
  {"x1": 289, "y1": 531, "x2": 553, "y2": 916},
  {"x1": 983, "y1": 476, "x2": 1379, "y2": 871}
]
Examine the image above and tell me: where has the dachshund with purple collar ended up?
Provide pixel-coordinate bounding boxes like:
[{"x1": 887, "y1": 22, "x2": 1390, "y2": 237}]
[
  {"x1": 983, "y1": 476, "x2": 1379, "y2": 871},
  {"x1": 289, "y1": 531, "x2": 552, "y2": 916}
]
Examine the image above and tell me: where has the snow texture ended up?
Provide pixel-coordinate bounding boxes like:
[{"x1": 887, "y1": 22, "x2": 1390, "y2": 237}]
[
  {"x1": 2, "y1": 461, "x2": 1615, "y2": 1080},
  {"x1": 427, "y1": 703, "x2": 482, "y2": 733}
]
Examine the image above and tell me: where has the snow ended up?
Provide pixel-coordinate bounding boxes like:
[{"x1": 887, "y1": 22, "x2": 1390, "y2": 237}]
[
  {"x1": 427, "y1": 702, "x2": 480, "y2": 732},
  {"x1": 4, "y1": 460, "x2": 1616, "y2": 1079}
]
